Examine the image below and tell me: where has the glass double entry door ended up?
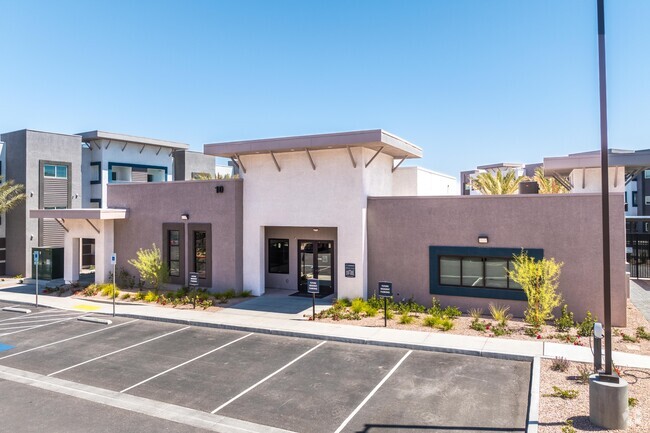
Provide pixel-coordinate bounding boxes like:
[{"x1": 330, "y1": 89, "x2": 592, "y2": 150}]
[{"x1": 298, "y1": 240, "x2": 334, "y2": 295}]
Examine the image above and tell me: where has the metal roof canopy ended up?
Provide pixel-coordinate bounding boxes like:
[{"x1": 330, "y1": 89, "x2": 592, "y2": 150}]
[
  {"x1": 544, "y1": 148, "x2": 650, "y2": 178},
  {"x1": 30, "y1": 208, "x2": 128, "y2": 220},
  {"x1": 203, "y1": 129, "x2": 423, "y2": 160},
  {"x1": 78, "y1": 130, "x2": 189, "y2": 150}
]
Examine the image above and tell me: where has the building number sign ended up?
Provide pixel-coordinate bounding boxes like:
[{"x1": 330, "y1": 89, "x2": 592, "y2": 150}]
[{"x1": 215, "y1": 185, "x2": 225, "y2": 194}]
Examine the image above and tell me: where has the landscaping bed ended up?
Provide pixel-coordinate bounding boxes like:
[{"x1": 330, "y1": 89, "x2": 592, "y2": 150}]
[
  {"x1": 312, "y1": 297, "x2": 650, "y2": 356},
  {"x1": 539, "y1": 358, "x2": 649, "y2": 432}
]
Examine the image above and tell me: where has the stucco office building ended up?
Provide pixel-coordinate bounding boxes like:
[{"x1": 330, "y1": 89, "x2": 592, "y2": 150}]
[{"x1": 29, "y1": 129, "x2": 629, "y2": 326}]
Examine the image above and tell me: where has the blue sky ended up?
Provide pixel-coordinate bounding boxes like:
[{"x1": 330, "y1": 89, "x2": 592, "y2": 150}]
[{"x1": 1, "y1": 0, "x2": 648, "y2": 178}]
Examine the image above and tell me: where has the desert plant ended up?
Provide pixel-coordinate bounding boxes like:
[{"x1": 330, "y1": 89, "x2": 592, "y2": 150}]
[
  {"x1": 200, "y1": 299, "x2": 213, "y2": 309},
  {"x1": 621, "y1": 332, "x2": 639, "y2": 343},
  {"x1": 509, "y1": 252, "x2": 563, "y2": 329},
  {"x1": 470, "y1": 320, "x2": 487, "y2": 332},
  {"x1": 577, "y1": 311, "x2": 597, "y2": 337},
  {"x1": 636, "y1": 326, "x2": 650, "y2": 340},
  {"x1": 468, "y1": 308, "x2": 483, "y2": 320},
  {"x1": 551, "y1": 357, "x2": 570, "y2": 372},
  {"x1": 561, "y1": 420, "x2": 576, "y2": 433},
  {"x1": 99, "y1": 283, "x2": 119, "y2": 297},
  {"x1": 143, "y1": 290, "x2": 159, "y2": 303},
  {"x1": 442, "y1": 306, "x2": 462, "y2": 319},
  {"x1": 385, "y1": 308, "x2": 394, "y2": 320},
  {"x1": 351, "y1": 298, "x2": 366, "y2": 314},
  {"x1": 545, "y1": 386, "x2": 579, "y2": 400},
  {"x1": 489, "y1": 304, "x2": 512, "y2": 327},
  {"x1": 240, "y1": 290, "x2": 252, "y2": 298},
  {"x1": 364, "y1": 304, "x2": 378, "y2": 317},
  {"x1": 134, "y1": 291, "x2": 146, "y2": 301},
  {"x1": 628, "y1": 397, "x2": 638, "y2": 408},
  {"x1": 399, "y1": 312, "x2": 413, "y2": 324},
  {"x1": 120, "y1": 292, "x2": 131, "y2": 300},
  {"x1": 534, "y1": 167, "x2": 569, "y2": 194},
  {"x1": 82, "y1": 284, "x2": 99, "y2": 296},
  {"x1": 575, "y1": 364, "x2": 591, "y2": 384},
  {"x1": 128, "y1": 244, "x2": 169, "y2": 290},
  {"x1": 554, "y1": 304, "x2": 574, "y2": 332}
]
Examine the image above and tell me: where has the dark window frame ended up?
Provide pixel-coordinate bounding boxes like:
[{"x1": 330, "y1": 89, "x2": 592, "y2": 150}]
[
  {"x1": 632, "y1": 191, "x2": 638, "y2": 207},
  {"x1": 430, "y1": 246, "x2": 544, "y2": 301},
  {"x1": 438, "y1": 255, "x2": 519, "y2": 290},
  {"x1": 162, "y1": 223, "x2": 185, "y2": 285},
  {"x1": 107, "y1": 162, "x2": 168, "y2": 183},
  {"x1": 90, "y1": 161, "x2": 101, "y2": 184},
  {"x1": 268, "y1": 238, "x2": 290, "y2": 274},
  {"x1": 188, "y1": 223, "x2": 211, "y2": 286}
]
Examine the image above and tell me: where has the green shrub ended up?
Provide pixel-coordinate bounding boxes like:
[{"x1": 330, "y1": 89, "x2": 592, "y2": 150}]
[
  {"x1": 577, "y1": 311, "x2": 597, "y2": 337},
  {"x1": 423, "y1": 315, "x2": 453, "y2": 331},
  {"x1": 489, "y1": 304, "x2": 512, "y2": 327},
  {"x1": 636, "y1": 326, "x2": 650, "y2": 340},
  {"x1": 385, "y1": 309, "x2": 394, "y2": 320},
  {"x1": 423, "y1": 315, "x2": 440, "y2": 328},
  {"x1": 221, "y1": 289, "x2": 236, "y2": 299},
  {"x1": 470, "y1": 319, "x2": 487, "y2": 332},
  {"x1": 396, "y1": 298, "x2": 426, "y2": 314},
  {"x1": 628, "y1": 397, "x2": 638, "y2": 408},
  {"x1": 99, "y1": 283, "x2": 119, "y2": 298},
  {"x1": 120, "y1": 292, "x2": 131, "y2": 300},
  {"x1": 399, "y1": 312, "x2": 413, "y2": 324},
  {"x1": 525, "y1": 327, "x2": 539, "y2": 337},
  {"x1": 240, "y1": 290, "x2": 252, "y2": 298},
  {"x1": 545, "y1": 386, "x2": 579, "y2": 399},
  {"x1": 576, "y1": 364, "x2": 591, "y2": 384},
  {"x1": 509, "y1": 252, "x2": 563, "y2": 328},
  {"x1": 350, "y1": 298, "x2": 365, "y2": 314},
  {"x1": 492, "y1": 325, "x2": 509, "y2": 336},
  {"x1": 621, "y1": 333, "x2": 639, "y2": 343},
  {"x1": 554, "y1": 304, "x2": 574, "y2": 332},
  {"x1": 438, "y1": 318, "x2": 454, "y2": 331},
  {"x1": 82, "y1": 284, "x2": 99, "y2": 296},
  {"x1": 442, "y1": 306, "x2": 462, "y2": 319},
  {"x1": 128, "y1": 244, "x2": 169, "y2": 290},
  {"x1": 200, "y1": 299, "x2": 213, "y2": 309},
  {"x1": 364, "y1": 305, "x2": 378, "y2": 317},
  {"x1": 143, "y1": 290, "x2": 159, "y2": 303},
  {"x1": 134, "y1": 291, "x2": 146, "y2": 301},
  {"x1": 366, "y1": 295, "x2": 382, "y2": 310}
]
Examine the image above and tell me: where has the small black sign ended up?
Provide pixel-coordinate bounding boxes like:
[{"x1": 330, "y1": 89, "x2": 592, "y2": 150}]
[
  {"x1": 215, "y1": 185, "x2": 224, "y2": 194},
  {"x1": 307, "y1": 278, "x2": 320, "y2": 294},
  {"x1": 378, "y1": 281, "x2": 393, "y2": 298},
  {"x1": 345, "y1": 263, "x2": 355, "y2": 278},
  {"x1": 189, "y1": 272, "x2": 200, "y2": 287}
]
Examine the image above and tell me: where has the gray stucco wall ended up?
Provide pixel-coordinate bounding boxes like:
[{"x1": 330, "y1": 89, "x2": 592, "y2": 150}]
[
  {"x1": 1, "y1": 130, "x2": 82, "y2": 277},
  {"x1": 108, "y1": 179, "x2": 243, "y2": 292},
  {"x1": 367, "y1": 193, "x2": 628, "y2": 326},
  {"x1": 172, "y1": 150, "x2": 216, "y2": 181}
]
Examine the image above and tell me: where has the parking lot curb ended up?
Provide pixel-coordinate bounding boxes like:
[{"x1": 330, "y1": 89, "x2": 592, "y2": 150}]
[
  {"x1": 526, "y1": 356, "x2": 541, "y2": 433},
  {"x1": 104, "y1": 311, "x2": 536, "y2": 364}
]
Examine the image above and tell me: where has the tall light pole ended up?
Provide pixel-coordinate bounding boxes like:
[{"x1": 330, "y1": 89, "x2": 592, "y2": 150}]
[{"x1": 596, "y1": 0, "x2": 616, "y2": 382}]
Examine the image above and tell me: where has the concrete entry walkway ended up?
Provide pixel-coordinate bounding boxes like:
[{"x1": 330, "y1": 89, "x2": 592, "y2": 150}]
[
  {"x1": 230, "y1": 288, "x2": 334, "y2": 315},
  {"x1": 631, "y1": 279, "x2": 650, "y2": 322}
]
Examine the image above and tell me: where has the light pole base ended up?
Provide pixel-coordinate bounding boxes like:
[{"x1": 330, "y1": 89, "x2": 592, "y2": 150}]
[{"x1": 589, "y1": 374, "x2": 628, "y2": 429}]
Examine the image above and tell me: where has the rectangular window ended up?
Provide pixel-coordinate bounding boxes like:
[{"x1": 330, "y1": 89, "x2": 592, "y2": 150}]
[
  {"x1": 168, "y1": 230, "x2": 180, "y2": 277},
  {"x1": 268, "y1": 239, "x2": 290, "y2": 274},
  {"x1": 44, "y1": 164, "x2": 68, "y2": 179},
  {"x1": 90, "y1": 162, "x2": 101, "y2": 184},
  {"x1": 633, "y1": 191, "x2": 638, "y2": 207},
  {"x1": 439, "y1": 255, "x2": 520, "y2": 291},
  {"x1": 193, "y1": 231, "x2": 207, "y2": 278},
  {"x1": 646, "y1": 196, "x2": 650, "y2": 206},
  {"x1": 645, "y1": 170, "x2": 650, "y2": 179}
]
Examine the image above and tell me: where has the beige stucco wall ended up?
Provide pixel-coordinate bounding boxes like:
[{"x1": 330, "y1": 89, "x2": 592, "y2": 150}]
[
  {"x1": 107, "y1": 179, "x2": 243, "y2": 292},
  {"x1": 367, "y1": 193, "x2": 627, "y2": 326}
]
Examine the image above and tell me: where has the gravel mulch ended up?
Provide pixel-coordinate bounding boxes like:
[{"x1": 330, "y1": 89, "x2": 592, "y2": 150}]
[{"x1": 539, "y1": 359, "x2": 649, "y2": 432}]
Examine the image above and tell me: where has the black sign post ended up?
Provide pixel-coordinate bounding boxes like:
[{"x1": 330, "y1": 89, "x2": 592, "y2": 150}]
[
  {"x1": 378, "y1": 281, "x2": 393, "y2": 327},
  {"x1": 308, "y1": 278, "x2": 319, "y2": 320}
]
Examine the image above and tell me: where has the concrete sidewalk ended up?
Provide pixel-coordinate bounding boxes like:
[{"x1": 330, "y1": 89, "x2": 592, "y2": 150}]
[{"x1": 2, "y1": 283, "x2": 650, "y2": 369}]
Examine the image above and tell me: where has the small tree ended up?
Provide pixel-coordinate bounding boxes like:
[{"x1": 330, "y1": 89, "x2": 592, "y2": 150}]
[
  {"x1": 509, "y1": 251, "x2": 563, "y2": 329},
  {"x1": 0, "y1": 177, "x2": 26, "y2": 213},
  {"x1": 471, "y1": 169, "x2": 526, "y2": 195},
  {"x1": 128, "y1": 244, "x2": 168, "y2": 291},
  {"x1": 533, "y1": 167, "x2": 568, "y2": 194}
]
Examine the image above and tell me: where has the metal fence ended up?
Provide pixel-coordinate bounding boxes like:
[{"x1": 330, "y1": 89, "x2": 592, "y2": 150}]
[{"x1": 627, "y1": 230, "x2": 650, "y2": 279}]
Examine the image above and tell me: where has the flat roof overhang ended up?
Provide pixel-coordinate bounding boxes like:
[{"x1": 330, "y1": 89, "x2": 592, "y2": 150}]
[
  {"x1": 78, "y1": 130, "x2": 189, "y2": 150},
  {"x1": 544, "y1": 149, "x2": 650, "y2": 178},
  {"x1": 29, "y1": 208, "x2": 128, "y2": 220},
  {"x1": 203, "y1": 129, "x2": 423, "y2": 160}
]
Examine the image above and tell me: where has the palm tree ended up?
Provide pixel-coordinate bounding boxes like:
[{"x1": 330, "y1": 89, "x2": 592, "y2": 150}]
[
  {"x1": 533, "y1": 167, "x2": 568, "y2": 194},
  {"x1": 471, "y1": 169, "x2": 525, "y2": 195},
  {"x1": 0, "y1": 178, "x2": 26, "y2": 213}
]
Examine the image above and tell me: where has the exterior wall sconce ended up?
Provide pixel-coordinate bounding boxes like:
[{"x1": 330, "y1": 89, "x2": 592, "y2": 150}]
[
  {"x1": 181, "y1": 214, "x2": 190, "y2": 220},
  {"x1": 313, "y1": 228, "x2": 319, "y2": 232},
  {"x1": 478, "y1": 235, "x2": 489, "y2": 244},
  {"x1": 30, "y1": 191, "x2": 34, "y2": 197}
]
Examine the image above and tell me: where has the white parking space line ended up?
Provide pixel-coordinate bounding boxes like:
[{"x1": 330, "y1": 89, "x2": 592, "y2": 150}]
[
  {"x1": 47, "y1": 326, "x2": 191, "y2": 377},
  {"x1": 0, "y1": 314, "x2": 89, "y2": 337},
  {"x1": 333, "y1": 350, "x2": 413, "y2": 433},
  {"x1": 0, "y1": 314, "x2": 82, "y2": 327},
  {"x1": 211, "y1": 340, "x2": 327, "y2": 414},
  {"x1": 0, "y1": 319, "x2": 140, "y2": 361},
  {"x1": 120, "y1": 333, "x2": 254, "y2": 394},
  {"x1": 0, "y1": 310, "x2": 75, "y2": 323}
]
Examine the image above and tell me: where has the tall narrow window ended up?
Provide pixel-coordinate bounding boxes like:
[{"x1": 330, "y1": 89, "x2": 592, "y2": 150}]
[
  {"x1": 193, "y1": 231, "x2": 207, "y2": 278},
  {"x1": 268, "y1": 239, "x2": 290, "y2": 273},
  {"x1": 168, "y1": 230, "x2": 180, "y2": 277}
]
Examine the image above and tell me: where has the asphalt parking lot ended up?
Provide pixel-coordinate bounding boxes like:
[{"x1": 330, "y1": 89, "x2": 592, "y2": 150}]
[{"x1": 0, "y1": 301, "x2": 532, "y2": 433}]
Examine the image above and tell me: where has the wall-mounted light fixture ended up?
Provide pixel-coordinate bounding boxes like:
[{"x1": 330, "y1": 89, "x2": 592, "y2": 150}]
[
  {"x1": 313, "y1": 228, "x2": 319, "y2": 232},
  {"x1": 30, "y1": 191, "x2": 34, "y2": 197},
  {"x1": 478, "y1": 235, "x2": 489, "y2": 244},
  {"x1": 181, "y1": 214, "x2": 190, "y2": 220}
]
